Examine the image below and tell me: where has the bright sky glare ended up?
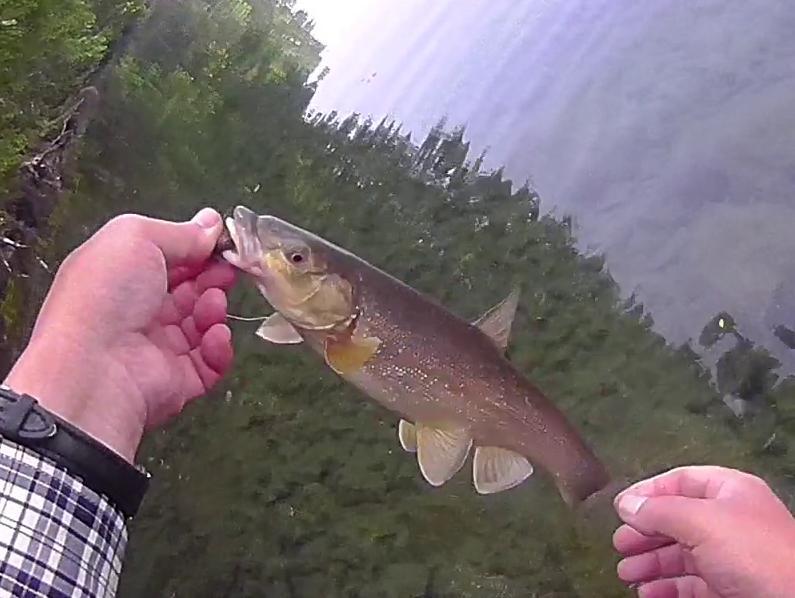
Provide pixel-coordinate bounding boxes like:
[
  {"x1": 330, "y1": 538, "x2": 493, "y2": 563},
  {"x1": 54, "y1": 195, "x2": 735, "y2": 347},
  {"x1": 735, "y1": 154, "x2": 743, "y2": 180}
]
[{"x1": 293, "y1": 0, "x2": 378, "y2": 50}]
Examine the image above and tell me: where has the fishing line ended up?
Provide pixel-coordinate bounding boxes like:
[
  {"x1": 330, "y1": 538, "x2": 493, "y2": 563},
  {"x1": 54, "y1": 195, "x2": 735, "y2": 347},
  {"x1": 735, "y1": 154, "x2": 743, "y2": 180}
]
[{"x1": 227, "y1": 314, "x2": 270, "y2": 322}]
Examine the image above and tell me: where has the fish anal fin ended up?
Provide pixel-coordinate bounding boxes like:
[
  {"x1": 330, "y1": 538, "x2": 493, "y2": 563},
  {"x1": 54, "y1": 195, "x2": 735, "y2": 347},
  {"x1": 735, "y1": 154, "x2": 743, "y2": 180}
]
[
  {"x1": 416, "y1": 424, "x2": 472, "y2": 486},
  {"x1": 256, "y1": 313, "x2": 304, "y2": 344},
  {"x1": 398, "y1": 419, "x2": 417, "y2": 452},
  {"x1": 473, "y1": 287, "x2": 520, "y2": 351},
  {"x1": 473, "y1": 446, "x2": 534, "y2": 494},
  {"x1": 324, "y1": 334, "x2": 381, "y2": 375}
]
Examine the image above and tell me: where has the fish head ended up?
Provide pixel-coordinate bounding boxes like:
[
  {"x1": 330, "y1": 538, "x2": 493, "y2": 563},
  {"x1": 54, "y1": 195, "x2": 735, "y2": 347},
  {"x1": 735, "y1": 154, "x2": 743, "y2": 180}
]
[{"x1": 223, "y1": 205, "x2": 355, "y2": 331}]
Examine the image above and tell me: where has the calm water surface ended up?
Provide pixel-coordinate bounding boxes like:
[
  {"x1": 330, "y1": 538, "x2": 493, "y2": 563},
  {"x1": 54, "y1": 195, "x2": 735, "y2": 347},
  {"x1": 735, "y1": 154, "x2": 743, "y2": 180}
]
[{"x1": 302, "y1": 0, "x2": 795, "y2": 371}]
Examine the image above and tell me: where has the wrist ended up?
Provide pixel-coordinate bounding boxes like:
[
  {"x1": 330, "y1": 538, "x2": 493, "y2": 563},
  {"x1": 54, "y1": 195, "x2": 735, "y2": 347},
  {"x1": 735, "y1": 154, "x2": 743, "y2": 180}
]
[
  {"x1": 4, "y1": 334, "x2": 146, "y2": 463},
  {"x1": 0, "y1": 385, "x2": 151, "y2": 518}
]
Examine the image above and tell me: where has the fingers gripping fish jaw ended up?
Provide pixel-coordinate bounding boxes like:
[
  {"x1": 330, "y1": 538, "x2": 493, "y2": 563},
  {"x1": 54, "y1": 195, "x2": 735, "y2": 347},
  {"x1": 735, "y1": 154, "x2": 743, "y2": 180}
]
[
  {"x1": 220, "y1": 217, "x2": 243, "y2": 268},
  {"x1": 222, "y1": 207, "x2": 264, "y2": 275}
]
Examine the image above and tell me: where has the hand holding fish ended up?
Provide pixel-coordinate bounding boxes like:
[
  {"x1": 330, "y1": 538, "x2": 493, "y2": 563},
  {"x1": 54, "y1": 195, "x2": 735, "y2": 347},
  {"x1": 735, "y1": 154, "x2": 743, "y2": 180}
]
[
  {"x1": 4, "y1": 208, "x2": 236, "y2": 462},
  {"x1": 613, "y1": 465, "x2": 795, "y2": 598}
]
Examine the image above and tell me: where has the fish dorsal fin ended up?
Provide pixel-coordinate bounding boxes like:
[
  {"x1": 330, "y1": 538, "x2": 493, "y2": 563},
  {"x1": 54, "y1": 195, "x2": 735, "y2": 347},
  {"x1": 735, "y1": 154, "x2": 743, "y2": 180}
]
[
  {"x1": 256, "y1": 313, "x2": 304, "y2": 344},
  {"x1": 325, "y1": 334, "x2": 381, "y2": 375},
  {"x1": 472, "y1": 446, "x2": 534, "y2": 494},
  {"x1": 398, "y1": 420, "x2": 417, "y2": 452},
  {"x1": 416, "y1": 424, "x2": 472, "y2": 486},
  {"x1": 473, "y1": 287, "x2": 520, "y2": 351}
]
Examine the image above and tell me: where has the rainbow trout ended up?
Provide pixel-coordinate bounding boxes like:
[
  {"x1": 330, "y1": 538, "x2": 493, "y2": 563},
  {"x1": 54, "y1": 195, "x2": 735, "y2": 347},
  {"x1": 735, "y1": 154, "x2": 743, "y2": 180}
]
[{"x1": 222, "y1": 206, "x2": 610, "y2": 504}]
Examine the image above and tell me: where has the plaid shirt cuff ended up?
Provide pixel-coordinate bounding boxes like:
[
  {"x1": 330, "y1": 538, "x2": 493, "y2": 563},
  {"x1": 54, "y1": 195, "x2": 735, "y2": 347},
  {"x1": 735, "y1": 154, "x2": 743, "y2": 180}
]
[{"x1": 0, "y1": 438, "x2": 127, "y2": 597}]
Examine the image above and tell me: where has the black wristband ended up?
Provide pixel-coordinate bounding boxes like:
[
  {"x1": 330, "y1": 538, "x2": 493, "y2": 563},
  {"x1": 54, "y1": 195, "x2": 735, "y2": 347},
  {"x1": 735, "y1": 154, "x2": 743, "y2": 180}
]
[{"x1": 0, "y1": 386, "x2": 150, "y2": 518}]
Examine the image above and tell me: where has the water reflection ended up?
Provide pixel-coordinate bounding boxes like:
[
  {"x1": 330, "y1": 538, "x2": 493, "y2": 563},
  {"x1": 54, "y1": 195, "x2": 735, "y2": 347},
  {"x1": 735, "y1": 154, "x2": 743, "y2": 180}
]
[
  {"x1": 2, "y1": 0, "x2": 795, "y2": 597},
  {"x1": 305, "y1": 0, "x2": 795, "y2": 375}
]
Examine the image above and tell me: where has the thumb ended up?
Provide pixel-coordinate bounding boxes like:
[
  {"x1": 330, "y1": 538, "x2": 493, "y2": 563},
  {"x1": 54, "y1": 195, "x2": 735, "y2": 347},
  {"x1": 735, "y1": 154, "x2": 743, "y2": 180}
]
[
  {"x1": 616, "y1": 493, "x2": 715, "y2": 547},
  {"x1": 111, "y1": 208, "x2": 223, "y2": 267}
]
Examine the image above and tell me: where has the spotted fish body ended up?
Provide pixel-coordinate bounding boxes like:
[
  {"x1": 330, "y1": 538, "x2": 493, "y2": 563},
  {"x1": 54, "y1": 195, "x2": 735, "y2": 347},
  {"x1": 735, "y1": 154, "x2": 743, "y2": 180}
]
[{"x1": 223, "y1": 206, "x2": 610, "y2": 505}]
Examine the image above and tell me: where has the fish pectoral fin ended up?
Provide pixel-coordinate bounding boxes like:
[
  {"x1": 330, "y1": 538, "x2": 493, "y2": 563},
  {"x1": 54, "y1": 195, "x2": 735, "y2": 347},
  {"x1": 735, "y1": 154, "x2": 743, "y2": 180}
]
[
  {"x1": 324, "y1": 334, "x2": 381, "y2": 375},
  {"x1": 255, "y1": 313, "x2": 304, "y2": 344},
  {"x1": 473, "y1": 446, "x2": 534, "y2": 494},
  {"x1": 416, "y1": 424, "x2": 472, "y2": 486},
  {"x1": 473, "y1": 287, "x2": 520, "y2": 352},
  {"x1": 398, "y1": 420, "x2": 417, "y2": 452}
]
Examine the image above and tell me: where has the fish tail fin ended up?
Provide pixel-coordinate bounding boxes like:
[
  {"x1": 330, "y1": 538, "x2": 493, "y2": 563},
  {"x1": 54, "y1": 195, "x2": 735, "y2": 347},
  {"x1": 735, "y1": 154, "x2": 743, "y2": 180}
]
[
  {"x1": 581, "y1": 477, "x2": 630, "y2": 508},
  {"x1": 568, "y1": 477, "x2": 630, "y2": 532},
  {"x1": 563, "y1": 477, "x2": 631, "y2": 550},
  {"x1": 553, "y1": 457, "x2": 615, "y2": 508}
]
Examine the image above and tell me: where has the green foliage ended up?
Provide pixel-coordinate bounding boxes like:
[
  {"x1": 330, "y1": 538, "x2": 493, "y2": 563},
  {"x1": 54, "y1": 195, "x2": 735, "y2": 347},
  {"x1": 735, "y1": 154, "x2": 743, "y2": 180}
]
[
  {"x1": 0, "y1": 277, "x2": 26, "y2": 344},
  {"x1": 0, "y1": 0, "x2": 144, "y2": 194}
]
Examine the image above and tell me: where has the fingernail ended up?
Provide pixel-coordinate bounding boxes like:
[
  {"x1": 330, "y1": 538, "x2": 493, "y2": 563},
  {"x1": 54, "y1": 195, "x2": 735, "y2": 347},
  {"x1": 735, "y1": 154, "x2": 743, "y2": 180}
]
[
  {"x1": 192, "y1": 208, "x2": 220, "y2": 230},
  {"x1": 618, "y1": 494, "x2": 647, "y2": 517},
  {"x1": 616, "y1": 559, "x2": 633, "y2": 581}
]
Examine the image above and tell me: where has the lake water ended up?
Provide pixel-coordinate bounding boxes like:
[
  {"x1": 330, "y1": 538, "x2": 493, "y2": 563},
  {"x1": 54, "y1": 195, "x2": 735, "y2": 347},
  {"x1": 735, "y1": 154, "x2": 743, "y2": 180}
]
[{"x1": 301, "y1": 0, "x2": 795, "y2": 373}]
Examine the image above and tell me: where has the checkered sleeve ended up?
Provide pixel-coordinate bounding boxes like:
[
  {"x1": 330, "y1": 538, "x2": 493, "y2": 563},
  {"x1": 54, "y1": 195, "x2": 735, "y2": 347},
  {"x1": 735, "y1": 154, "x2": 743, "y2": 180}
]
[{"x1": 0, "y1": 437, "x2": 127, "y2": 597}]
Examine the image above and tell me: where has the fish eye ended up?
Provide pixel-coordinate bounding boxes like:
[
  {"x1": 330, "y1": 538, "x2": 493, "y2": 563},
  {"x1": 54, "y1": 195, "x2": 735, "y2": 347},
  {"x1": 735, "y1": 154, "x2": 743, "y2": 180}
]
[{"x1": 285, "y1": 248, "x2": 309, "y2": 266}]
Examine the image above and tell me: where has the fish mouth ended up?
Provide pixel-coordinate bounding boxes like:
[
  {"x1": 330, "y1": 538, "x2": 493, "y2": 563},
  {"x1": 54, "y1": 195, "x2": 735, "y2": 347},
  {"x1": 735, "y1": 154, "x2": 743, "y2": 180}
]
[{"x1": 222, "y1": 205, "x2": 263, "y2": 275}]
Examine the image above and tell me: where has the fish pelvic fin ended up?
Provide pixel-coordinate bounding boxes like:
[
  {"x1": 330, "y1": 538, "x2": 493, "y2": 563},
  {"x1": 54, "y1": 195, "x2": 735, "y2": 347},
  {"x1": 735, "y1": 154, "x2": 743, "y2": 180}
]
[
  {"x1": 398, "y1": 420, "x2": 417, "y2": 452},
  {"x1": 473, "y1": 446, "x2": 534, "y2": 494},
  {"x1": 255, "y1": 313, "x2": 304, "y2": 344},
  {"x1": 473, "y1": 287, "x2": 520, "y2": 352},
  {"x1": 416, "y1": 424, "x2": 472, "y2": 486},
  {"x1": 324, "y1": 334, "x2": 381, "y2": 375}
]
